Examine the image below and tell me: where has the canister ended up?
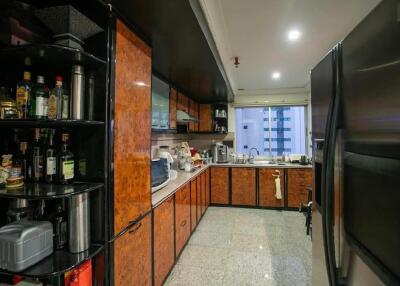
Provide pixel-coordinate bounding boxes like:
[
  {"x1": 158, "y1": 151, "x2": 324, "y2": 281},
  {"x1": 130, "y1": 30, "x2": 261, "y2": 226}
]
[{"x1": 68, "y1": 193, "x2": 90, "y2": 253}]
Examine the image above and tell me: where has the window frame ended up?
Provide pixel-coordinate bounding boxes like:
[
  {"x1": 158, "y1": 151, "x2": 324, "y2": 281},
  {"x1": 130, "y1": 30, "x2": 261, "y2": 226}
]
[{"x1": 234, "y1": 104, "x2": 308, "y2": 157}]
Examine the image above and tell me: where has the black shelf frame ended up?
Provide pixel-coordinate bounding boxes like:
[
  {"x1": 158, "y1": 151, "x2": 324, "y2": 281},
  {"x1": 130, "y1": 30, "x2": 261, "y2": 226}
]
[
  {"x1": 0, "y1": 119, "x2": 104, "y2": 128},
  {"x1": 0, "y1": 44, "x2": 106, "y2": 70},
  {"x1": 0, "y1": 182, "x2": 104, "y2": 200},
  {"x1": 0, "y1": 244, "x2": 104, "y2": 279}
]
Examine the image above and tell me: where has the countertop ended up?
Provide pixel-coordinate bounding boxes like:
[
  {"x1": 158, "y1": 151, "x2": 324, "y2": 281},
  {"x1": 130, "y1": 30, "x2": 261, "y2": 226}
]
[{"x1": 151, "y1": 162, "x2": 312, "y2": 207}]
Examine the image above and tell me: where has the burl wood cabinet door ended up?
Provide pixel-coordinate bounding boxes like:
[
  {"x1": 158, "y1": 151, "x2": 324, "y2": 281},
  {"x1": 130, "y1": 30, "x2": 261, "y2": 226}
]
[
  {"x1": 287, "y1": 168, "x2": 313, "y2": 208},
  {"x1": 259, "y1": 168, "x2": 285, "y2": 208},
  {"x1": 177, "y1": 92, "x2": 189, "y2": 113},
  {"x1": 114, "y1": 213, "x2": 152, "y2": 286},
  {"x1": 190, "y1": 179, "x2": 197, "y2": 232},
  {"x1": 175, "y1": 184, "x2": 191, "y2": 257},
  {"x1": 232, "y1": 168, "x2": 256, "y2": 206},
  {"x1": 153, "y1": 197, "x2": 174, "y2": 286},
  {"x1": 196, "y1": 177, "x2": 201, "y2": 219},
  {"x1": 188, "y1": 99, "x2": 198, "y2": 132},
  {"x1": 205, "y1": 168, "x2": 210, "y2": 207},
  {"x1": 210, "y1": 167, "x2": 229, "y2": 205},
  {"x1": 199, "y1": 104, "x2": 212, "y2": 132},
  {"x1": 169, "y1": 88, "x2": 177, "y2": 129},
  {"x1": 114, "y1": 20, "x2": 151, "y2": 235},
  {"x1": 200, "y1": 171, "x2": 206, "y2": 215}
]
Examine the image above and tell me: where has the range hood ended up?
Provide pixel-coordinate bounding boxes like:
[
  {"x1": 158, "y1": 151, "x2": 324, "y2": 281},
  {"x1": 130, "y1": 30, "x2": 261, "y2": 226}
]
[{"x1": 176, "y1": 110, "x2": 198, "y2": 123}]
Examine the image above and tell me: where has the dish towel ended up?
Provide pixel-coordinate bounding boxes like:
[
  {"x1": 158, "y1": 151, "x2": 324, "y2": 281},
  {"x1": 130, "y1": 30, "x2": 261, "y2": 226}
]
[{"x1": 275, "y1": 177, "x2": 282, "y2": 199}]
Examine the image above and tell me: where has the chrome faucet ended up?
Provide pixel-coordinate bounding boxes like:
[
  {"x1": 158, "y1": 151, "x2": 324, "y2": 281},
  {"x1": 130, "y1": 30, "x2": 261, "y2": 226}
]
[{"x1": 248, "y1": 148, "x2": 260, "y2": 163}]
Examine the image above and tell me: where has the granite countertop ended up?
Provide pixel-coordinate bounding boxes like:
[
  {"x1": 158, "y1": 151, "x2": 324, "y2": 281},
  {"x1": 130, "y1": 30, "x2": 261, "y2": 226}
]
[{"x1": 151, "y1": 162, "x2": 312, "y2": 207}]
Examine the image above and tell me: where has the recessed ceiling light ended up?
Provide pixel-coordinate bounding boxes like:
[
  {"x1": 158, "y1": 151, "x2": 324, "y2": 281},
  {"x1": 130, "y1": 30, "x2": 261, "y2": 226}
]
[
  {"x1": 271, "y1": 72, "x2": 281, "y2": 80},
  {"x1": 288, "y1": 29, "x2": 301, "y2": 41}
]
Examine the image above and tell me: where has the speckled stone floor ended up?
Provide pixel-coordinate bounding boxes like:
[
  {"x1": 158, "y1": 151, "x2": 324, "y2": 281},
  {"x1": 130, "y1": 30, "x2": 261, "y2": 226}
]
[{"x1": 164, "y1": 207, "x2": 311, "y2": 286}]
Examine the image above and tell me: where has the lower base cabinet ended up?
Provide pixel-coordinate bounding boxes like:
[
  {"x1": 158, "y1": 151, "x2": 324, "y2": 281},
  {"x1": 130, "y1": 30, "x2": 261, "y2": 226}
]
[
  {"x1": 287, "y1": 168, "x2": 313, "y2": 208},
  {"x1": 114, "y1": 213, "x2": 152, "y2": 286},
  {"x1": 190, "y1": 179, "x2": 198, "y2": 231},
  {"x1": 210, "y1": 167, "x2": 230, "y2": 204},
  {"x1": 259, "y1": 168, "x2": 285, "y2": 208},
  {"x1": 205, "y1": 168, "x2": 210, "y2": 208},
  {"x1": 201, "y1": 172, "x2": 207, "y2": 215},
  {"x1": 231, "y1": 168, "x2": 256, "y2": 206},
  {"x1": 153, "y1": 197, "x2": 175, "y2": 286},
  {"x1": 175, "y1": 184, "x2": 191, "y2": 257}
]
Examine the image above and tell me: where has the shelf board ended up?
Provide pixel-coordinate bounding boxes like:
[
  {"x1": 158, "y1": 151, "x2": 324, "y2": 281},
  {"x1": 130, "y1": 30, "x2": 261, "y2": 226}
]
[
  {"x1": 0, "y1": 182, "x2": 104, "y2": 200},
  {"x1": 0, "y1": 244, "x2": 104, "y2": 279},
  {"x1": 0, "y1": 44, "x2": 106, "y2": 69},
  {"x1": 0, "y1": 119, "x2": 104, "y2": 128}
]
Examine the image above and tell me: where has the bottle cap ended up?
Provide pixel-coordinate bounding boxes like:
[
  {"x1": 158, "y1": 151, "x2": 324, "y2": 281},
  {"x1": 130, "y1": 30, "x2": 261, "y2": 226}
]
[
  {"x1": 55, "y1": 76, "x2": 63, "y2": 82},
  {"x1": 37, "y1": 76, "x2": 45, "y2": 84},
  {"x1": 23, "y1": 71, "x2": 31, "y2": 81}
]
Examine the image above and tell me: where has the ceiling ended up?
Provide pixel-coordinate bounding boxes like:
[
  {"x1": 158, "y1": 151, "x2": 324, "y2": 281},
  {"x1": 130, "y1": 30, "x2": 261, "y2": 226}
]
[{"x1": 199, "y1": 0, "x2": 381, "y2": 94}]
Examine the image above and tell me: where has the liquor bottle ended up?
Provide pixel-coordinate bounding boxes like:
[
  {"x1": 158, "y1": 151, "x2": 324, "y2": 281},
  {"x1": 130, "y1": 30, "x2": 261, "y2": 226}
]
[
  {"x1": 58, "y1": 133, "x2": 74, "y2": 184},
  {"x1": 32, "y1": 128, "x2": 44, "y2": 182},
  {"x1": 15, "y1": 71, "x2": 32, "y2": 119},
  {"x1": 15, "y1": 141, "x2": 30, "y2": 181},
  {"x1": 34, "y1": 76, "x2": 48, "y2": 119},
  {"x1": 52, "y1": 202, "x2": 67, "y2": 249},
  {"x1": 44, "y1": 129, "x2": 57, "y2": 183},
  {"x1": 48, "y1": 76, "x2": 63, "y2": 119}
]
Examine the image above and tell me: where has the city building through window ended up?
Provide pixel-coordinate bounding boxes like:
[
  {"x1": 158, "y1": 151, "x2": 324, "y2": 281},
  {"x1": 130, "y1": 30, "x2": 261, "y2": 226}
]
[{"x1": 235, "y1": 106, "x2": 306, "y2": 156}]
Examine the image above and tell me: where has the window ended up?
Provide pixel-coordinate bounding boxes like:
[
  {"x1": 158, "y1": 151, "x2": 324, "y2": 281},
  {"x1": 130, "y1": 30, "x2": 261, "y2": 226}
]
[{"x1": 235, "y1": 106, "x2": 306, "y2": 156}]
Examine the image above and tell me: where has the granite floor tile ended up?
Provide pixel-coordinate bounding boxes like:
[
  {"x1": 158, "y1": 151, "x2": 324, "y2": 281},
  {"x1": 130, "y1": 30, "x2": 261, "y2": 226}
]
[{"x1": 165, "y1": 207, "x2": 311, "y2": 285}]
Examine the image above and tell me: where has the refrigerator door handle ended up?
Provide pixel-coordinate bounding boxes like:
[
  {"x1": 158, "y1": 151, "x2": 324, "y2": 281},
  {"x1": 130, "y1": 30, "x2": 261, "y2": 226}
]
[{"x1": 321, "y1": 44, "x2": 344, "y2": 286}]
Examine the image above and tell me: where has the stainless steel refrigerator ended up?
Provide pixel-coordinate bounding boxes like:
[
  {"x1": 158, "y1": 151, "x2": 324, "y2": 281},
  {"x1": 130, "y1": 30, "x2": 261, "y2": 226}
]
[{"x1": 311, "y1": 1, "x2": 400, "y2": 285}]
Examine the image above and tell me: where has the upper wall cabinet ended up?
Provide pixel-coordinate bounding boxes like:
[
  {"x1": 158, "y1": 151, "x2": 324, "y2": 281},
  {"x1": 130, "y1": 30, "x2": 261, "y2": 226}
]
[
  {"x1": 177, "y1": 92, "x2": 189, "y2": 113},
  {"x1": 152, "y1": 76, "x2": 170, "y2": 130},
  {"x1": 169, "y1": 88, "x2": 177, "y2": 129}
]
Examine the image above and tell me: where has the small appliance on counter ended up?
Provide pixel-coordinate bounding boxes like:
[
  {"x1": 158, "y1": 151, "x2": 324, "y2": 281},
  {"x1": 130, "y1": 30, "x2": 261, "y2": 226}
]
[
  {"x1": 213, "y1": 143, "x2": 229, "y2": 163},
  {"x1": 151, "y1": 148, "x2": 175, "y2": 193},
  {"x1": 0, "y1": 220, "x2": 53, "y2": 272}
]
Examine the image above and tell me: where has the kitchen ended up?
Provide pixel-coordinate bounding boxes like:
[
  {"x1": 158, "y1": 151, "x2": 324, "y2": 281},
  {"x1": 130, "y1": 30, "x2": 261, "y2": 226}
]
[{"x1": 0, "y1": 0, "x2": 398, "y2": 286}]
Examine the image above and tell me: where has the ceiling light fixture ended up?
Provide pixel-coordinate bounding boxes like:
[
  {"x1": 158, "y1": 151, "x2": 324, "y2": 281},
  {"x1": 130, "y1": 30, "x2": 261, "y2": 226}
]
[
  {"x1": 271, "y1": 72, "x2": 281, "y2": 80},
  {"x1": 288, "y1": 29, "x2": 301, "y2": 41}
]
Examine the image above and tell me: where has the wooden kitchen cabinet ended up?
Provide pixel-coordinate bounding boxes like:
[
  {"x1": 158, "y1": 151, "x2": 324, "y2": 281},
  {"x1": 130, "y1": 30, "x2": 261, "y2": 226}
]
[
  {"x1": 287, "y1": 168, "x2": 313, "y2": 208},
  {"x1": 114, "y1": 19, "x2": 151, "y2": 235},
  {"x1": 189, "y1": 99, "x2": 199, "y2": 132},
  {"x1": 190, "y1": 179, "x2": 198, "y2": 231},
  {"x1": 259, "y1": 168, "x2": 285, "y2": 208},
  {"x1": 205, "y1": 168, "x2": 210, "y2": 207},
  {"x1": 177, "y1": 92, "x2": 189, "y2": 113},
  {"x1": 232, "y1": 168, "x2": 256, "y2": 206},
  {"x1": 153, "y1": 197, "x2": 175, "y2": 286},
  {"x1": 175, "y1": 183, "x2": 191, "y2": 257},
  {"x1": 200, "y1": 171, "x2": 207, "y2": 215},
  {"x1": 210, "y1": 167, "x2": 230, "y2": 205},
  {"x1": 114, "y1": 213, "x2": 152, "y2": 286},
  {"x1": 199, "y1": 104, "x2": 213, "y2": 132},
  {"x1": 197, "y1": 177, "x2": 201, "y2": 218},
  {"x1": 169, "y1": 88, "x2": 177, "y2": 129}
]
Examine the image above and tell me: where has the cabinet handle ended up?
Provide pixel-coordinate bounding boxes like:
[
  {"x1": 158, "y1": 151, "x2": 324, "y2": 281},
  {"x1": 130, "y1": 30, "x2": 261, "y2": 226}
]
[
  {"x1": 180, "y1": 220, "x2": 187, "y2": 227},
  {"x1": 129, "y1": 222, "x2": 142, "y2": 234}
]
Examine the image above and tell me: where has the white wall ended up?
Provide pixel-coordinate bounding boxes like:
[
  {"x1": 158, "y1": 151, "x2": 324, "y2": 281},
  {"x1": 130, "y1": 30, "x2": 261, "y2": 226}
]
[{"x1": 227, "y1": 87, "x2": 312, "y2": 155}]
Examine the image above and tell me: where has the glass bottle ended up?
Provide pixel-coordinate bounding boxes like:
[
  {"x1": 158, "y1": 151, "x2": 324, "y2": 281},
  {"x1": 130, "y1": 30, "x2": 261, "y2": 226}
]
[
  {"x1": 16, "y1": 71, "x2": 32, "y2": 119},
  {"x1": 48, "y1": 76, "x2": 63, "y2": 119},
  {"x1": 58, "y1": 133, "x2": 74, "y2": 184},
  {"x1": 52, "y1": 202, "x2": 67, "y2": 249},
  {"x1": 32, "y1": 128, "x2": 44, "y2": 182},
  {"x1": 34, "y1": 76, "x2": 48, "y2": 119},
  {"x1": 15, "y1": 141, "x2": 29, "y2": 181},
  {"x1": 61, "y1": 90, "x2": 70, "y2": 119},
  {"x1": 45, "y1": 129, "x2": 57, "y2": 183}
]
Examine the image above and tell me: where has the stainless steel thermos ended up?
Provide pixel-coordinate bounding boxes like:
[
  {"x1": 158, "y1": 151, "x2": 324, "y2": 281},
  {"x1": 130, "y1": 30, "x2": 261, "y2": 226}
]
[
  {"x1": 68, "y1": 193, "x2": 90, "y2": 253},
  {"x1": 71, "y1": 65, "x2": 85, "y2": 120}
]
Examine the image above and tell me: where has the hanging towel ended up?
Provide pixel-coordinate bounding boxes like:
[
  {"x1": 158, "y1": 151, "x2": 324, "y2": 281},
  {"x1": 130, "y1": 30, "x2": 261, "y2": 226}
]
[{"x1": 275, "y1": 177, "x2": 282, "y2": 199}]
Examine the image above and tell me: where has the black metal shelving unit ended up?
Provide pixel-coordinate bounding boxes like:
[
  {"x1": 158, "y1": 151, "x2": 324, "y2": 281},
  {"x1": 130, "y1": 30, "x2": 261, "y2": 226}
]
[{"x1": 0, "y1": 2, "x2": 110, "y2": 285}]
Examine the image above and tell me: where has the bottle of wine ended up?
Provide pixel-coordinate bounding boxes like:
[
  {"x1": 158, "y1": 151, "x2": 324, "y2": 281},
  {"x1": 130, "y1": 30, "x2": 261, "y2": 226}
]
[
  {"x1": 15, "y1": 71, "x2": 32, "y2": 119},
  {"x1": 48, "y1": 76, "x2": 63, "y2": 119},
  {"x1": 15, "y1": 141, "x2": 30, "y2": 181},
  {"x1": 32, "y1": 128, "x2": 44, "y2": 182},
  {"x1": 44, "y1": 129, "x2": 57, "y2": 183},
  {"x1": 34, "y1": 76, "x2": 48, "y2": 119},
  {"x1": 58, "y1": 133, "x2": 74, "y2": 184}
]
